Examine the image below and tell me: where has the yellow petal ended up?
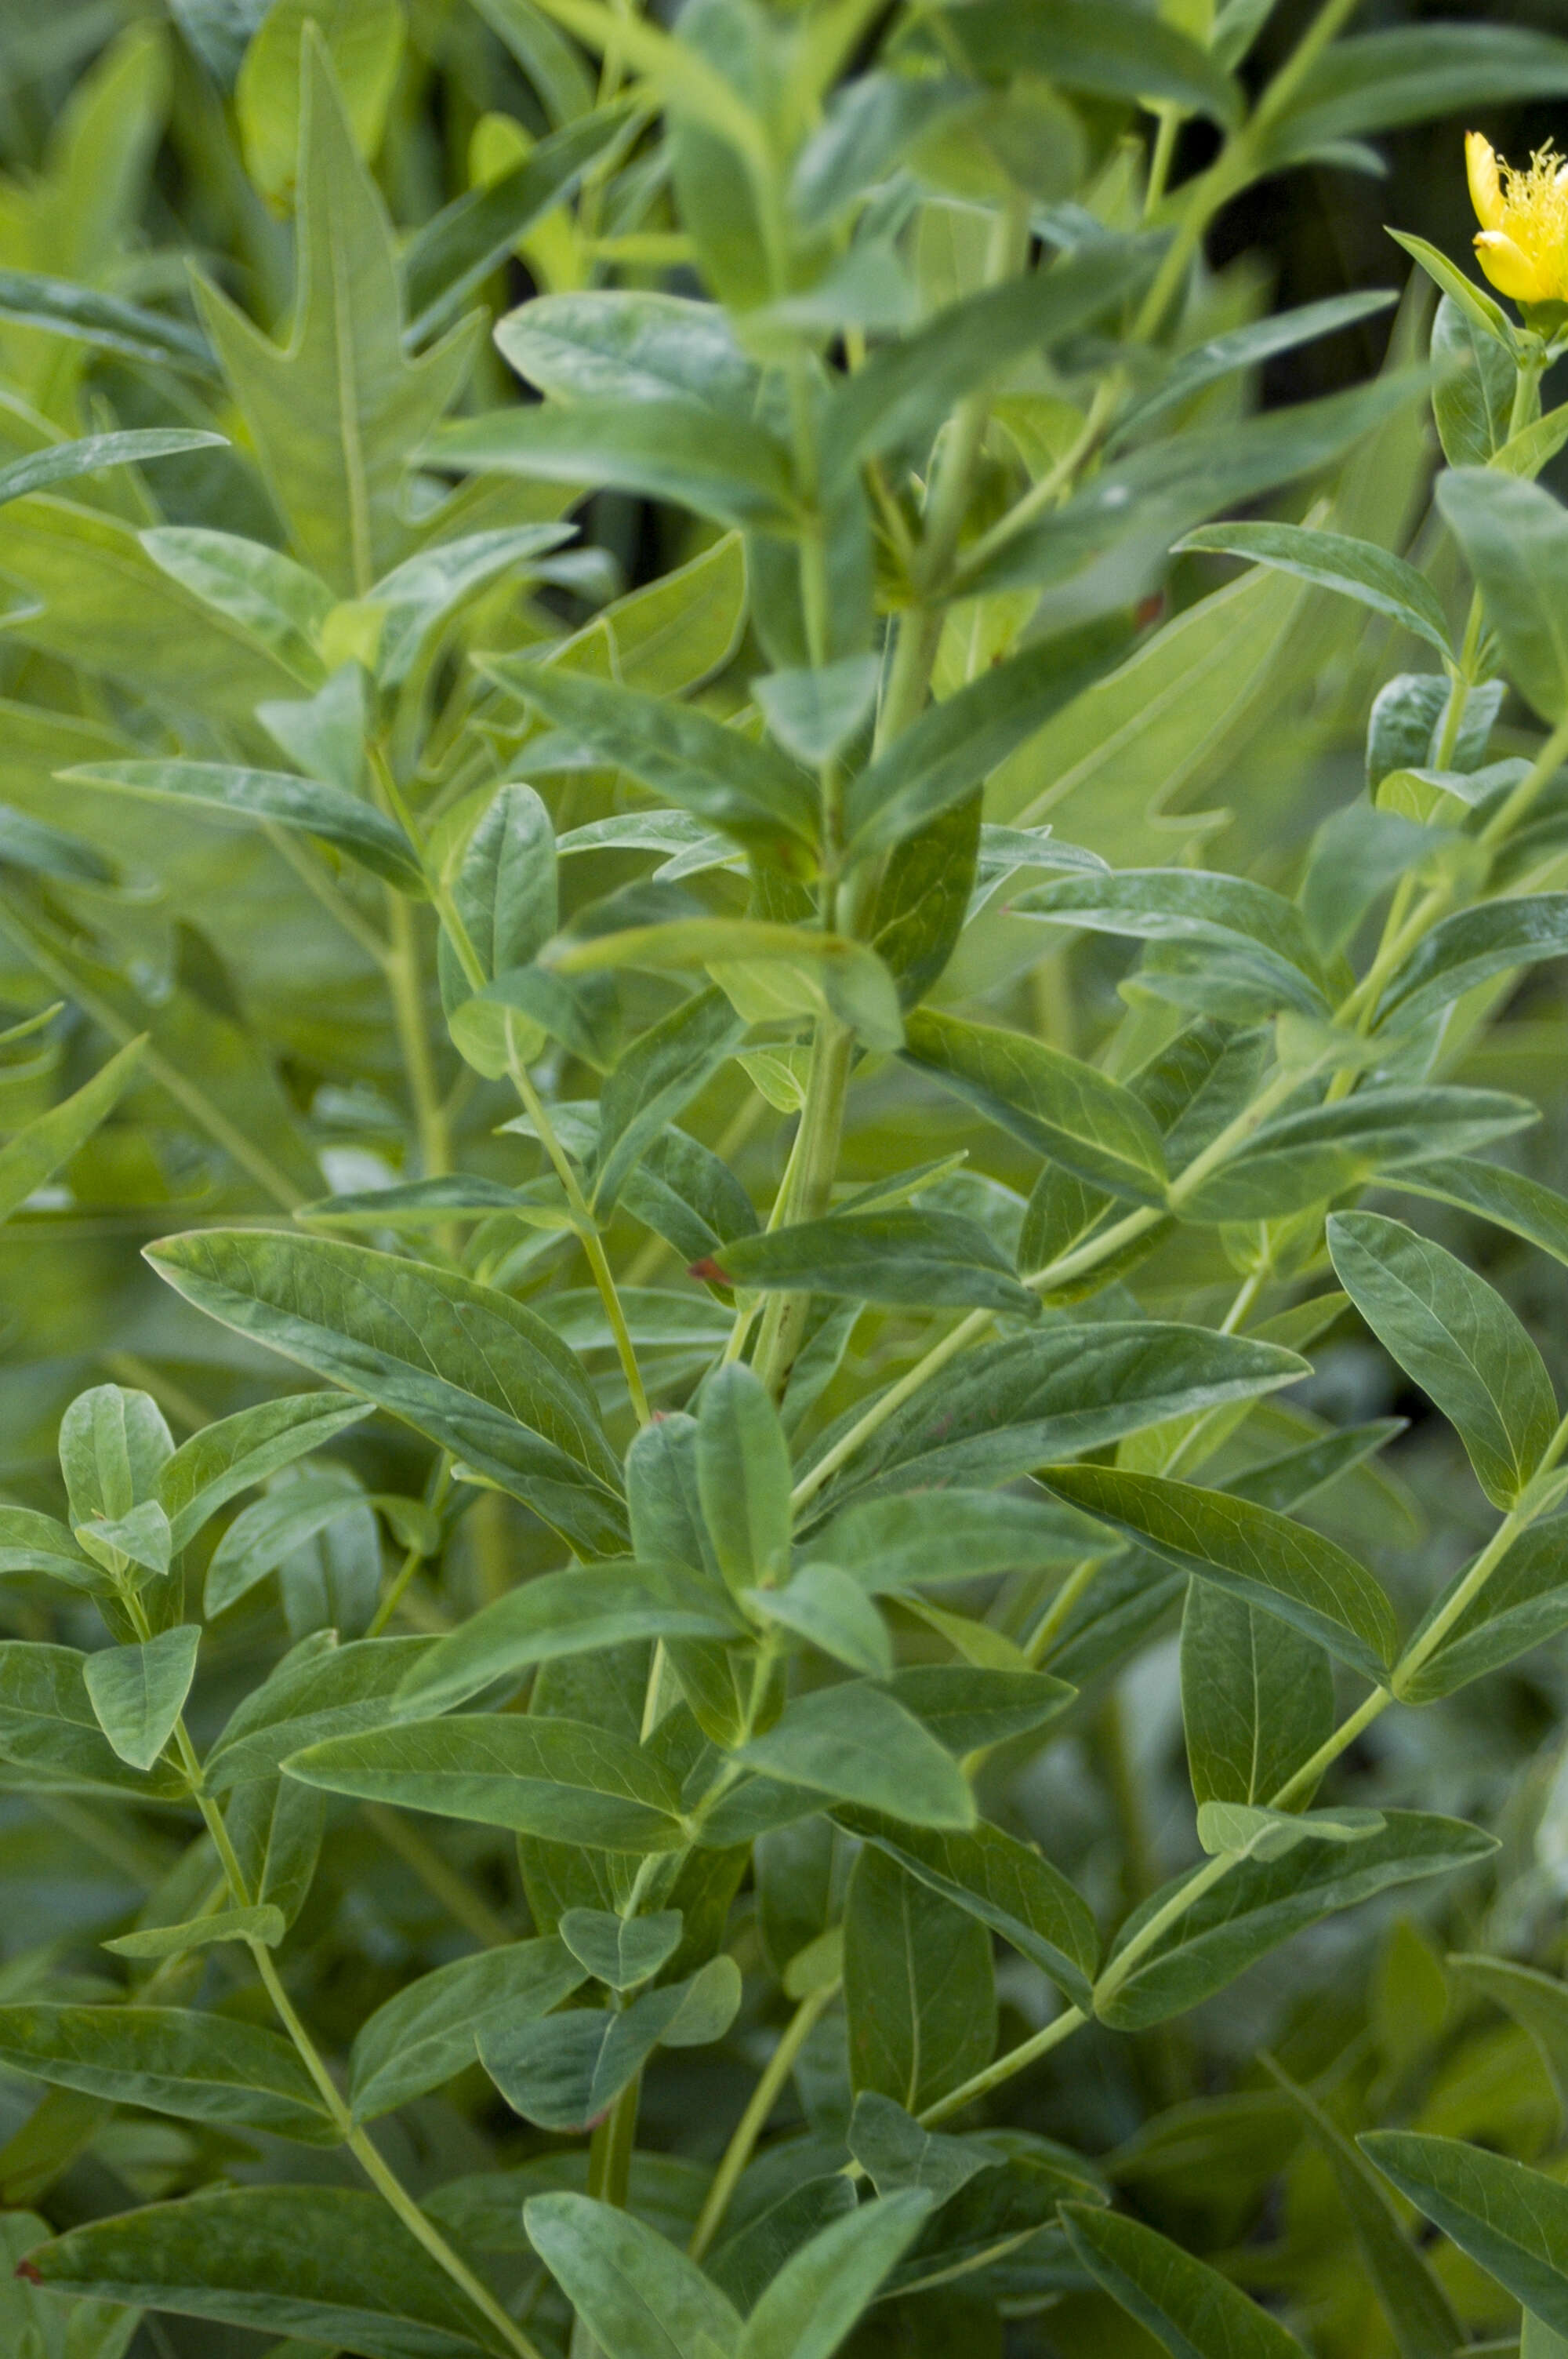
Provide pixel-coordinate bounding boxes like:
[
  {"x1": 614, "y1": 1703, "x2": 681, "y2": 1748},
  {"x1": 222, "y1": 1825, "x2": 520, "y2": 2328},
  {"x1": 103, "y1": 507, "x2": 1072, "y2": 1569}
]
[
  {"x1": 1474, "y1": 228, "x2": 1547, "y2": 302},
  {"x1": 1466, "y1": 130, "x2": 1505, "y2": 232}
]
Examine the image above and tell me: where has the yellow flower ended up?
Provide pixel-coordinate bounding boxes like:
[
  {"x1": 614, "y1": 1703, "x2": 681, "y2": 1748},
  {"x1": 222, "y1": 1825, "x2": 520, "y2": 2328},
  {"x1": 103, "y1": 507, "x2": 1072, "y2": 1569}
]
[{"x1": 1466, "y1": 129, "x2": 1568, "y2": 305}]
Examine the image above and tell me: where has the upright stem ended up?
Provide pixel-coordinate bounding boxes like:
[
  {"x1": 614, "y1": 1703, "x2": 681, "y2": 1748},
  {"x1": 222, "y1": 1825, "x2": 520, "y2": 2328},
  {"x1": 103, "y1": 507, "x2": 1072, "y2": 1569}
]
[{"x1": 688, "y1": 1984, "x2": 836, "y2": 2259}]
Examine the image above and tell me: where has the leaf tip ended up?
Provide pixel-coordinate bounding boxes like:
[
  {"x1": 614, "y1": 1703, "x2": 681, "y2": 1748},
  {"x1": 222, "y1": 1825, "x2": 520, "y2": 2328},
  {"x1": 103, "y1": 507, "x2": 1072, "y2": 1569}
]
[{"x1": 14, "y1": 2259, "x2": 41, "y2": 2284}]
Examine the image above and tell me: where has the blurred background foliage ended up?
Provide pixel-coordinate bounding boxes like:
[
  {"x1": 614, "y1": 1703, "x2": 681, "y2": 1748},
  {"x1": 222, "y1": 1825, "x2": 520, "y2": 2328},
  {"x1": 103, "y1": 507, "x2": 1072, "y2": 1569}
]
[{"x1": 0, "y1": 2, "x2": 1565, "y2": 2355}]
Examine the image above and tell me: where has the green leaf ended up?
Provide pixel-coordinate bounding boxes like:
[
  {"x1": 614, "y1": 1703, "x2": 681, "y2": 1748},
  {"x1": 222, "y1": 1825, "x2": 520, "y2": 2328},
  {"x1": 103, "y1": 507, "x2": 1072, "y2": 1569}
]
[
  {"x1": 1181, "y1": 1583, "x2": 1334, "y2": 1809},
  {"x1": 1270, "y1": 24, "x2": 1568, "y2": 162},
  {"x1": 58, "y1": 1385, "x2": 172, "y2": 1534},
  {"x1": 699, "y1": 1364, "x2": 793, "y2": 1594},
  {"x1": 963, "y1": 373, "x2": 1425, "y2": 606},
  {"x1": 844, "y1": 1811, "x2": 1099, "y2": 2010},
  {"x1": 739, "y1": 1684, "x2": 977, "y2": 1830},
  {"x1": 1375, "y1": 895, "x2": 1568, "y2": 1032},
  {"x1": 1262, "y1": 2059, "x2": 1463, "y2": 2359},
  {"x1": 557, "y1": 1907, "x2": 683, "y2": 1990},
  {"x1": 1397, "y1": 1157, "x2": 1568, "y2": 1271},
  {"x1": 397, "y1": 1561, "x2": 740, "y2": 1712},
  {"x1": 435, "y1": 396, "x2": 793, "y2": 532},
  {"x1": 158, "y1": 1393, "x2": 370, "y2": 1552},
  {"x1": 83, "y1": 1624, "x2": 199, "y2": 1772},
  {"x1": 64, "y1": 759, "x2": 426, "y2": 892},
  {"x1": 1360, "y1": 2132, "x2": 1568, "y2": 2339},
  {"x1": 822, "y1": 239, "x2": 1154, "y2": 485},
  {"x1": 737, "y1": 2190, "x2": 934, "y2": 2359},
  {"x1": 1062, "y1": 2201, "x2": 1308, "y2": 2357},
  {"x1": 405, "y1": 105, "x2": 635, "y2": 343},
  {"x1": 103, "y1": 1905, "x2": 286, "y2": 1960},
  {"x1": 0, "y1": 1507, "x2": 104, "y2": 1593},
  {"x1": 1195, "y1": 1801, "x2": 1385, "y2": 1861},
  {"x1": 202, "y1": 1473, "x2": 369, "y2": 1619},
  {"x1": 1013, "y1": 870, "x2": 1329, "y2": 1020},
  {"x1": 843, "y1": 622, "x2": 1133, "y2": 859},
  {"x1": 0, "y1": 2005, "x2": 336, "y2": 2143},
  {"x1": 0, "y1": 267, "x2": 216, "y2": 375},
  {"x1": 496, "y1": 289, "x2": 757, "y2": 412},
  {"x1": 144, "y1": 1230, "x2": 628, "y2": 1557},
  {"x1": 750, "y1": 1566, "x2": 892, "y2": 1677},
  {"x1": 902, "y1": 1009, "x2": 1167, "y2": 1207},
  {"x1": 484, "y1": 658, "x2": 816, "y2": 856},
  {"x1": 1096, "y1": 1812, "x2": 1497, "y2": 2029},
  {"x1": 887, "y1": 1665, "x2": 1073, "y2": 1754},
  {"x1": 1448, "y1": 1954, "x2": 1568, "y2": 2118},
  {"x1": 0, "y1": 1038, "x2": 145, "y2": 1227},
  {"x1": 1110, "y1": 292, "x2": 1399, "y2": 447},
  {"x1": 238, "y1": 0, "x2": 404, "y2": 210},
  {"x1": 205, "y1": 1631, "x2": 435, "y2": 1791},
  {"x1": 20, "y1": 2186, "x2": 506, "y2": 2356},
  {"x1": 1043, "y1": 1467, "x2": 1398, "y2": 1680},
  {"x1": 1432, "y1": 294, "x2": 1517, "y2": 467},
  {"x1": 1176, "y1": 522, "x2": 1451, "y2": 656},
  {"x1": 713, "y1": 1208, "x2": 1037, "y2": 1318},
  {"x1": 593, "y1": 986, "x2": 749, "y2": 1213},
  {"x1": 1397, "y1": 1519, "x2": 1568, "y2": 1699},
  {"x1": 1328, "y1": 1212, "x2": 1558, "y2": 1510},
  {"x1": 348, "y1": 1937, "x2": 586, "y2": 2121},
  {"x1": 1176, "y1": 1085, "x2": 1535, "y2": 1222},
  {"x1": 755, "y1": 656, "x2": 880, "y2": 767},
  {"x1": 195, "y1": 40, "x2": 478, "y2": 595},
  {"x1": 1436, "y1": 469, "x2": 1568, "y2": 724},
  {"x1": 0, "y1": 1641, "x2": 186, "y2": 1801},
  {"x1": 140, "y1": 524, "x2": 334, "y2": 682},
  {"x1": 523, "y1": 2190, "x2": 742, "y2": 2359},
  {"x1": 286, "y1": 1713, "x2": 688, "y2": 1850},
  {"x1": 946, "y1": 0, "x2": 1241, "y2": 125},
  {"x1": 0, "y1": 427, "x2": 223, "y2": 508},
  {"x1": 377, "y1": 531, "x2": 573, "y2": 690},
  {"x1": 550, "y1": 917, "x2": 903, "y2": 1054},
  {"x1": 805, "y1": 1323, "x2": 1305, "y2": 1507},
  {"x1": 804, "y1": 1486, "x2": 1111, "y2": 1593}
]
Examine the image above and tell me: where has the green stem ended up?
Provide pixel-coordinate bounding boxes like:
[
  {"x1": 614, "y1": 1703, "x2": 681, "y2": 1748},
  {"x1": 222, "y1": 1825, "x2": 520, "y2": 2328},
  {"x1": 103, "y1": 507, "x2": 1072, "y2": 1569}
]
[
  {"x1": 915, "y1": 2003, "x2": 1087, "y2": 2128},
  {"x1": 386, "y1": 891, "x2": 452, "y2": 1189},
  {"x1": 146, "y1": 1620, "x2": 541, "y2": 2359},
  {"x1": 688, "y1": 1984, "x2": 837, "y2": 2259},
  {"x1": 587, "y1": 2074, "x2": 641, "y2": 2210},
  {"x1": 508, "y1": 1049, "x2": 650, "y2": 1426},
  {"x1": 752, "y1": 1018, "x2": 854, "y2": 1396}
]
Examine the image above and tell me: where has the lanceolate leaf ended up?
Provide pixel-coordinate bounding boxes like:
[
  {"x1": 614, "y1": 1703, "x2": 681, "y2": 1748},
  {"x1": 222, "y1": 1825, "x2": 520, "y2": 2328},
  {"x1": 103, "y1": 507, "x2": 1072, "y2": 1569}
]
[
  {"x1": 0, "y1": 1038, "x2": 146, "y2": 1226},
  {"x1": 1044, "y1": 1466, "x2": 1399, "y2": 1679},
  {"x1": 1264, "y1": 2061, "x2": 1463, "y2": 2359},
  {"x1": 712, "y1": 1207, "x2": 1038, "y2": 1316},
  {"x1": 20, "y1": 2188, "x2": 506, "y2": 2357},
  {"x1": 64, "y1": 759, "x2": 426, "y2": 891},
  {"x1": 1096, "y1": 1814, "x2": 1497, "y2": 2029},
  {"x1": 483, "y1": 657, "x2": 817, "y2": 853},
  {"x1": 349, "y1": 1939, "x2": 586, "y2": 2121},
  {"x1": 1375, "y1": 896, "x2": 1568, "y2": 1031},
  {"x1": 1062, "y1": 2203, "x2": 1308, "y2": 2357},
  {"x1": 902, "y1": 1009, "x2": 1167, "y2": 1206},
  {"x1": 843, "y1": 1809, "x2": 1100, "y2": 2008},
  {"x1": 0, "y1": 2006, "x2": 336, "y2": 2143},
  {"x1": 805, "y1": 1324, "x2": 1305, "y2": 1511},
  {"x1": 396, "y1": 1559, "x2": 742, "y2": 1711},
  {"x1": 286, "y1": 1714, "x2": 689, "y2": 1850},
  {"x1": 144, "y1": 1230, "x2": 629, "y2": 1556},
  {"x1": 1177, "y1": 522, "x2": 1452, "y2": 656},
  {"x1": 1328, "y1": 1212, "x2": 1558, "y2": 1510},
  {"x1": 1360, "y1": 2132, "x2": 1568, "y2": 2338}
]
